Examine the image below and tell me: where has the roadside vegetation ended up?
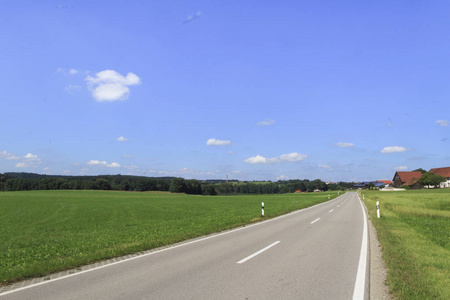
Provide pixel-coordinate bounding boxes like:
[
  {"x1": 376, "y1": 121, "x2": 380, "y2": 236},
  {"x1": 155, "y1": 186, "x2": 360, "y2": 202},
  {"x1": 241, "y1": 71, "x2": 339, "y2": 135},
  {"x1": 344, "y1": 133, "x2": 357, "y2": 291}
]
[
  {"x1": 362, "y1": 189, "x2": 449, "y2": 299},
  {"x1": 0, "y1": 190, "x2": 338, "y2": 285}
]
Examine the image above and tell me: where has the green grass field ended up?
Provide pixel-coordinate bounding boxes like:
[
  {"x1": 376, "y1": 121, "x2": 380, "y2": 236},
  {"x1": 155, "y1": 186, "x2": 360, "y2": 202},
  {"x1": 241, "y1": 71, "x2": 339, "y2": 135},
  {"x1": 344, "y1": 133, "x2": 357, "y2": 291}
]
[
  {"x1": 0, "y1": 190, "x2": 338, "y2": 285},
  {"x1": 362, "y1": 189, "x2": 450, "y2": 300}
]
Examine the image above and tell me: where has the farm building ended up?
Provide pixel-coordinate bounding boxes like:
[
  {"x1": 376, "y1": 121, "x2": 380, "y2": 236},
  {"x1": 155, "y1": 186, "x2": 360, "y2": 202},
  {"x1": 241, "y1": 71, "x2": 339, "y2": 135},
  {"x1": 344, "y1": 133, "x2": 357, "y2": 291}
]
[
  {"x1": 392, "y1": 171, "x2": 423, "y2": 188},
  {"x1": 429, "y1": 167, "x2": 450, "y2": 188}
]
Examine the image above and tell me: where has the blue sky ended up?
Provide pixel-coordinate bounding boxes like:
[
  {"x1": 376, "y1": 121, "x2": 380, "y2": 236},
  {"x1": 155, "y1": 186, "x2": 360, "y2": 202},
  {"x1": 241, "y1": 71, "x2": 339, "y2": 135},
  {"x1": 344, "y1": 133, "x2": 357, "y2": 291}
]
[{"x1": 1, "y1": 0, "x2": 449, "y2": 182}]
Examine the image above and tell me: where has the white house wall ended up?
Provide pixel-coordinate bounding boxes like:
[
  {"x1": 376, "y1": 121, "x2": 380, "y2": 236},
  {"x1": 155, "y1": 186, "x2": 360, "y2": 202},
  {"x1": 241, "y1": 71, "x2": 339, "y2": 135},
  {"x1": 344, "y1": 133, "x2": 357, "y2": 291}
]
[{"x1": 440, "y1": 179, "x2": 450, "y2": 188}]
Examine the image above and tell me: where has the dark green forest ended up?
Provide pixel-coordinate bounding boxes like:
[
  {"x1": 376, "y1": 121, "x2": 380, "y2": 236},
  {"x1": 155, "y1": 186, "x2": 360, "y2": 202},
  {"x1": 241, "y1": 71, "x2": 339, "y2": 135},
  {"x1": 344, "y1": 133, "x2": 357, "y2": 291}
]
[{"x1": 0, "y1": 173, "x2": 354, "y2": 195}]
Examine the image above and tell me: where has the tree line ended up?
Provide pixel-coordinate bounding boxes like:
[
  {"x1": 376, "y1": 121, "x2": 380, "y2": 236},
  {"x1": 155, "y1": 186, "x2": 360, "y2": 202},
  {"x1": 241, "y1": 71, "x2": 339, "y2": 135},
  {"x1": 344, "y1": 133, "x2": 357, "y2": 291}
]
[
  {"x1": 0, "y1": 173, "x2": 172, "y2": 192},
  {"x1": 166, "y1": 178, "x2": 353, "y2": 195},
  {"x1": 0, "y1": 173, "x2": 354, "y2": 195}
]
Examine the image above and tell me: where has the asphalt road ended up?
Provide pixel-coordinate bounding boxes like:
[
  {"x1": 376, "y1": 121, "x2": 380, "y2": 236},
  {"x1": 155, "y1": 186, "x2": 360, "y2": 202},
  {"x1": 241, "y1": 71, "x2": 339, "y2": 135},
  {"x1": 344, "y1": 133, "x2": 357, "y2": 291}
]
[{"x1": 1, "y1": 192, "x2": 368, "y2": 300}]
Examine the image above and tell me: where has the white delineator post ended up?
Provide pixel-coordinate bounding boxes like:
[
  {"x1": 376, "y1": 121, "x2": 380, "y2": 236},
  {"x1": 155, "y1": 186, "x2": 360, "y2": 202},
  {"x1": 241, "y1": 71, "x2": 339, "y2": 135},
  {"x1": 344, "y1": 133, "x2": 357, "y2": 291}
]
[
  {"x1": 262, "y1": 202, "x2": 264, "y2": 217},
  {"x1": 328, "y1": 194, "x2": 330, "y2": 200},
  {"x1": 377, "y1": 201, "x2": 380, "y2": 218}
]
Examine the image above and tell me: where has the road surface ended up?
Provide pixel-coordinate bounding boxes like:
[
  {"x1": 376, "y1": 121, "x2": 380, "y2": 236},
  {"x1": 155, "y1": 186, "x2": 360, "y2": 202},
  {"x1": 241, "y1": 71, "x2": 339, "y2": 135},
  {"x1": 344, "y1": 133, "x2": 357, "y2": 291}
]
[{"x1": 1, "y1": 192, "x2": 368, "y2": 299}]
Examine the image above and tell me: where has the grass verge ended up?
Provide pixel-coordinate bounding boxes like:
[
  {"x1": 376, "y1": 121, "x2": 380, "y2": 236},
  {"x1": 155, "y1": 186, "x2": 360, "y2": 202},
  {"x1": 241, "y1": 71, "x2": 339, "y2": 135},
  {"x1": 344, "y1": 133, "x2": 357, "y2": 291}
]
[
  {"x1": 361, "y1": 189, "x2": 449, "y2": 299},
  {"x1": 0, "y1": 190, "x2": 338, "y2": 285}
]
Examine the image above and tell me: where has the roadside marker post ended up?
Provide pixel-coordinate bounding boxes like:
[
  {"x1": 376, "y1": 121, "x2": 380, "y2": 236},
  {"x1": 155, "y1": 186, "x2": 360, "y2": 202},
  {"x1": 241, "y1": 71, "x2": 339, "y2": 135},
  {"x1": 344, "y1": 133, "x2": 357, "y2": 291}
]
[
  {"x1": 261, "y1": 202, "x2": 264, "y2": 217},
  {"x1": 376, "y1": 201, "x2": 380, "y2": 218},
  {"x1": 328, "y1": 194, "x2": 330, "y2": 200}
]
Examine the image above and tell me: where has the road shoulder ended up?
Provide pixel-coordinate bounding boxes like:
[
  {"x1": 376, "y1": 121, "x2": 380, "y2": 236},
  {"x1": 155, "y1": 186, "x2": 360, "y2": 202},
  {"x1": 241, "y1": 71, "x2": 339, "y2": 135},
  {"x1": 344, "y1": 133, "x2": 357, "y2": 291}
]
[{"x1": 367, "y1": 214, "x2": 392, "y2": 299}]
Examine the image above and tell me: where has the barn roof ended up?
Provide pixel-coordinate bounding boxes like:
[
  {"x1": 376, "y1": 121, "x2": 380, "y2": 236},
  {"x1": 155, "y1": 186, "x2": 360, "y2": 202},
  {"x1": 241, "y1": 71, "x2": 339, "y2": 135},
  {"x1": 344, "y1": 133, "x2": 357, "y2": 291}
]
[
  {"x1": 394, "y1": 171, "x2": 423, "y2": 185},
  {"x1": 429, "y1": 167, "x2": 450, "y2": 178}
]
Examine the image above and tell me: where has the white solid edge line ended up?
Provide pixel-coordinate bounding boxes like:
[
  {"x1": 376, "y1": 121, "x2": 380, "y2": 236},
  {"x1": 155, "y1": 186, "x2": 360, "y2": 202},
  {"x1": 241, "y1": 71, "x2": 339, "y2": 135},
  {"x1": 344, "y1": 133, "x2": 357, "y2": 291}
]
[
  {"x1": 310, "y1": 218, "x2": 320, "y2": 224},
  {"x1": 237, "y1": 241, "x2": 280, "y2": 264},
  {"x1": 0, "y1": 194, "x2": 346, "y2": 297},
  {"x1": 353, "y1": 193, "x2": 368, "y2": 300}
]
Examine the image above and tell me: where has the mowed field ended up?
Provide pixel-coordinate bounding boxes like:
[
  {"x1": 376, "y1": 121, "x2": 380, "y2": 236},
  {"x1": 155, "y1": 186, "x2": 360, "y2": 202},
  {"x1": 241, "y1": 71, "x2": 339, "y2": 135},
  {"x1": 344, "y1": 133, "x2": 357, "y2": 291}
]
[
  {"x1": 0, "y1": 190, "x2": 338, "y2": 285},
  {"x1": 362, "y1": 189, "x2": 450, "y2": 300}
]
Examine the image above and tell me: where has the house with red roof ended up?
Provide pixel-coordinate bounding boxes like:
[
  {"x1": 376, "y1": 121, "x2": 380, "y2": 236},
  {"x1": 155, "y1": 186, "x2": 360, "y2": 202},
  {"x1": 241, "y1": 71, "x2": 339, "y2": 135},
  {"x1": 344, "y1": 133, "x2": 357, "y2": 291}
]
[
  {"x1": 377, "y1": 180, "x2": 392, "y2": 186},
  {"x1": 392, "y1": 171, "x2": 423, "y2": 188},
  {"x1": 429, "y1": 167, "x2": 450, "y2": 188}
]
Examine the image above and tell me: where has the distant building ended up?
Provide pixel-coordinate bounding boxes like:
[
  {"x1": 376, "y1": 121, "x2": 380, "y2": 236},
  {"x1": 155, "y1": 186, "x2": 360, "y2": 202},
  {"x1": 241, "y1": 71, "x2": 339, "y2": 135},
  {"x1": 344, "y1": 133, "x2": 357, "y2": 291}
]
[
  {"x1": 429, "y1": 167, "x2": 450, "y2": 188},
  {"x1": 392, "y1": 171, "x2": 423, "y2": 188},
  {"x1": 353, "y1": 181, "x2": 386, "y2": 189},
  {"x1": 377, "y1": 180, "x2": 392, "y2": 186}
]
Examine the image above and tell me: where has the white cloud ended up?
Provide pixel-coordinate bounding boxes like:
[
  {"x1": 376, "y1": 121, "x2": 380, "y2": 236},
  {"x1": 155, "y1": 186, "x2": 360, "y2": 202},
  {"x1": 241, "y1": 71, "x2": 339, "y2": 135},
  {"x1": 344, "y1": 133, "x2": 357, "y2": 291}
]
[
  {"x1": 86, "y1": 160, "x2": 121, "y2": 168},
  {"x1": 107, "y1": 162, "x2": 121, "y2": 168},
  {"x1": 244, "y1": 155, "x2": 268, "y2": 164},
  {"x1": 206, "y1": 138, "x2": 231, "y2": 146},
  {"x1": 87, "y1": 160, "x2": 107, "y2": 166},
  {"x1": 393, "y1": 166, "x2": 408, "y2": 171},
  {"x1": 256, "y1": 118, "x2": 275, "y2": 126},
  {"x1": 117, "y1": 136, "x2": 128, "y2": 142},
  {"x1": 69, "y1": 69, "x2": 78, "y2": 75},
  {"x1": 86, "y1": 70, "x2": 141, "y2": 102},
  {"x1": 435, "y1": 120, "x2": 449, "y2": 127},
  {"x1": 24, "y1": 153, "x2": 40, "y2": 161},
  {"x1": 333, "y1": 142, "x2": 354, "y2": 148},
  {"x1": 122, "y1": 154, "x2": 134, "y2": 158},
  {"x1": 4, "y1": 152, "x2": 43, "y2": 168},
  {"x1": 244, "y1": 152, "x2": 307, "y2": 164},
  {"x1": 381, "y1": 146, "x2": 409, "y2": 154},
  {"x1": 276, "y1": 175, "x2": 289, "y2": 180}
]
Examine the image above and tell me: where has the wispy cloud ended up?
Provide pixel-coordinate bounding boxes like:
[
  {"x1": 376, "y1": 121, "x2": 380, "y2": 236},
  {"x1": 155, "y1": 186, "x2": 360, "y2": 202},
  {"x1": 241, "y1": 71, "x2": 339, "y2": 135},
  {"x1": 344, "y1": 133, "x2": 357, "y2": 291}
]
[
  {"x1": 206, "y1": 138, "x2": 231, "y2": 146},
  {"x1": 244, "y1": 152, "x2": 307, "y2": 164},
  {"x1": 318, "y1": 164, "x2": 333, "y2": 171},
  {"x1": 393, "y1": 166, "x2": 408, "y2": 171},
  {"x1": 435, "y1": 120, "x2": 449, "y2": 127},
  {"x1": 0, "y1": 150, "x2": 20, "y2": 160},
  {"x1": 65, "y1": 84, "x2": 82, "y2": 95},
  {"x1": 56, "y1": 67, "x2": 81, "y2": 75},
  {"x1": 256, "y1": 118, "x2": 275, "y2": 126},
  {"x1": 183, "y1": 11, "x2": 201, "y2": 24},
  {"x1": 117, "y1": 136, "x2": 128, "y2": 142},
  {"x1": 333, "y1": 142, "x2": 354, "y2": 148},
  {"x1": 86, "y1": 70, "x2": 141, "y2": 102},
  {"x1": 381, "y1": 146, "x2": 409, "y2": 154}
]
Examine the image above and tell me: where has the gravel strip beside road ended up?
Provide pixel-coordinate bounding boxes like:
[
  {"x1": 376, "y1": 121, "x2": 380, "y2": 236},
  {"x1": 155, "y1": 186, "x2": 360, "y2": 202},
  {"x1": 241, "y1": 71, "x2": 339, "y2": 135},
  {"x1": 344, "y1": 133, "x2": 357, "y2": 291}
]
[{"x1": 367, "y1": 214, "x2": 392, "y2": 299}]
